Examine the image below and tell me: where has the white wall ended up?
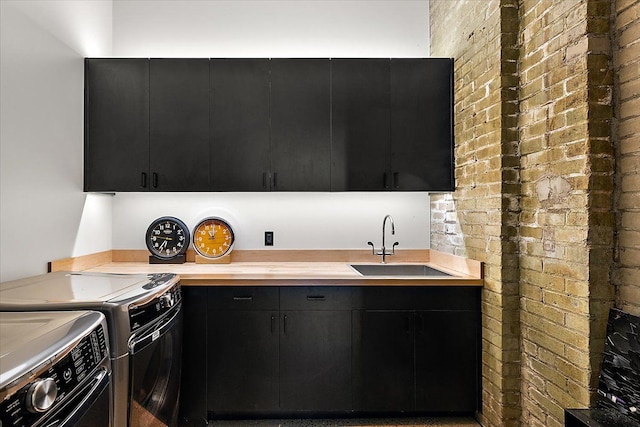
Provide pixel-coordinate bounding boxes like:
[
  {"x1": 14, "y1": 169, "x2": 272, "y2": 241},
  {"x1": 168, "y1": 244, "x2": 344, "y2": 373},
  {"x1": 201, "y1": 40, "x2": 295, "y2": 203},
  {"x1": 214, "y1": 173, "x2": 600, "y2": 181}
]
[
  {"x1": 0, "y1": 1, "x2": 113, "y2": 281},
  {"x1": 0, "y1": 1, "x2": 433, "y2": 281},
  {"x1": 110, "y1": 0, "x2": 432, "y2": 251},
  {"x1": 113, "y1": 0, "x2": 430, "y2": 57},
  {"x1": 114, "y1": 192, "x2": 429, "y2": 250}
]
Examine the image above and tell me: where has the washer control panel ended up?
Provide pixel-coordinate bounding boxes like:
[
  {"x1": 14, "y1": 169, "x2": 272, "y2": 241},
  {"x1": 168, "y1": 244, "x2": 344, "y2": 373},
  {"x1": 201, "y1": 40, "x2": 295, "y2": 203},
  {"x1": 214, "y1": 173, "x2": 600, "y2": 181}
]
[
  {"x1": 0, "y1": 325, "x2": 108, "y2": 427},
  {"x1": 129, "y1": 282, "x2": 182, "y2": 332}
]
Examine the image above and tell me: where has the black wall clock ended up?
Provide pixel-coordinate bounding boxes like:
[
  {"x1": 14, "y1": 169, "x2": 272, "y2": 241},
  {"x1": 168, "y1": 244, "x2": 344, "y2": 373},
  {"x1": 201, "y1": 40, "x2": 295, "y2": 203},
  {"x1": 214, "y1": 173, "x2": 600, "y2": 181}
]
[{"x1": 145, "y1": 216, "x2": 190, "y2": 264}]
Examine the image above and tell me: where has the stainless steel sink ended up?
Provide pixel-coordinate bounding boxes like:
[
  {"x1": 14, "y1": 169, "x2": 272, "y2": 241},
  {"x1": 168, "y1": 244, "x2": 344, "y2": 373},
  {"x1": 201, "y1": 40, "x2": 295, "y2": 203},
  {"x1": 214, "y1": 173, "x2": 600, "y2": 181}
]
[{"x1": 350, "y1": 264, "x2": 453, "y2": 277}]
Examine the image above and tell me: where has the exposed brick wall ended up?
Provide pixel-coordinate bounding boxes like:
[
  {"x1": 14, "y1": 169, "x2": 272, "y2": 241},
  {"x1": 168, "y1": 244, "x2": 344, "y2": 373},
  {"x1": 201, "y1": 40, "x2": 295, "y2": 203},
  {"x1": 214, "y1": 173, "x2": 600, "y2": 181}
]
[
  {"x1": 613, "y1": 0, "x2": 640, "y2": 316},
  {"x1": 430, "y1": 1, "x2": 521, "y2": 426},
  {"x1": 430, "y1": 0, "x2": 627, "y2": 426},
  {"x1": 518, "y1": 1, "x2": 614, "y2": 426}
]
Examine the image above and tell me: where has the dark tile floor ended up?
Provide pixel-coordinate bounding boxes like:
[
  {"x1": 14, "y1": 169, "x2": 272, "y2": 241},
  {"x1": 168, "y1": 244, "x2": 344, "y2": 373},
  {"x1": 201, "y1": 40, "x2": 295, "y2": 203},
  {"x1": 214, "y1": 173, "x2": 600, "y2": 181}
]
[{"x1": 209, "y1": 417, "x2": 480, "y2": 427}]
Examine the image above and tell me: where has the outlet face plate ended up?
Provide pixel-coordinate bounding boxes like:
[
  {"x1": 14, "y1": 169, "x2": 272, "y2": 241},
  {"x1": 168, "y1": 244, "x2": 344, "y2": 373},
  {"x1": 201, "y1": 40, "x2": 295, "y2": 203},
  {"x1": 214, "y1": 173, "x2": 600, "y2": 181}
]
[{"x1": 264, "y1": 231, "x2": 274, "y2": 246}]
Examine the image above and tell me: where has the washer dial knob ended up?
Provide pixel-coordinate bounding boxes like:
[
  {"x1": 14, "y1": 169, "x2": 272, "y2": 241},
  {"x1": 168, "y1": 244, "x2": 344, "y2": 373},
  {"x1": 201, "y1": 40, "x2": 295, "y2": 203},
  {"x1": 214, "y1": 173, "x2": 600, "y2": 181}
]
[
  {"x1": 26, "y1": 378, "x2": 58, "y2": 413},
  {"x1": 160, "y1": 293, "x2": 175, "y2": 308}
]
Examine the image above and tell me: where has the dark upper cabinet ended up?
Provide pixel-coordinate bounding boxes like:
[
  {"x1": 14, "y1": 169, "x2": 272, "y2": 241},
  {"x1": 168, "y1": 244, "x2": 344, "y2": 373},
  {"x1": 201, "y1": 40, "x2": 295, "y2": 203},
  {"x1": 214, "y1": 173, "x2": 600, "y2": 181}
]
[
  {"x1": 85, "y1": 58, "x2": 453, "y2": 192},
  {"x1": 270, "y1": 59, "x2": 331, "y2": 191},
  {"x1": 331, "y1": 58, "x2": 454, "y2": 192},
  {"x1": 331, "y1": 59, "x2": 391, "y2": 191},
  {"x1": 84, "y1": 58, "x2": 210, "y2": 192},
  {"x1": 390, "y1": 58, "x2": 454, "y2": 191},
  {"x1": 84, "y1": 59, "x2": 149, "y2": 192},
  {"x1": 210, "y1": 59, "x2": 271, "y2": 191},
  {"x1": 150, "y1": 59, "x2": 210, "y2": 191}
]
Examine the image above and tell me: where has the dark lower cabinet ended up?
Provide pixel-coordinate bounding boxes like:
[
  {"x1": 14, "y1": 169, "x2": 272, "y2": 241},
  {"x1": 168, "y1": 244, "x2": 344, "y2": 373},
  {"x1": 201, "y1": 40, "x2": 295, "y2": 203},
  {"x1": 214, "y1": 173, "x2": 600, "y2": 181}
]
[
  {"x1": 353, "y1": 310, "x2": 414, "y2": 412},
  {"x1": 179, "y1": 287, "x2": 207, "y2": 427},
  {"x1": 183, "y1": 285, "x2": 479, "y2": 425},
  {"x1": 353, "y1": 309, "x2": 479, "y2": 414},
  {"x1": 415, "y1": 311, "x2": 479, "y2": 412},
  {"x1": 352, "y1": 286, "x2": 480, "y2": 414},
  {"x1": 207, "y1": 310, "x2": 279, "y2": 414},
  {"x1": 280, "y1": 311, "x2": 352, "y2": 412},
  {"x1": 206, "y1": 287, "x2": 279, "y2": 416}
]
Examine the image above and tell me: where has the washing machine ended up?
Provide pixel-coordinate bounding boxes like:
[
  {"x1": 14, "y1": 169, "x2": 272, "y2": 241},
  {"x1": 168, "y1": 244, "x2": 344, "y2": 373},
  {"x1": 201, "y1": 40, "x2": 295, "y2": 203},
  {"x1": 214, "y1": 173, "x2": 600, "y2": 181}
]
[
  {"x1": 0, "y1": 271, "x2": 183, "y2": 427},
  {"x1": 0, "y1": 310, "x2": 111, "y2": 427}
]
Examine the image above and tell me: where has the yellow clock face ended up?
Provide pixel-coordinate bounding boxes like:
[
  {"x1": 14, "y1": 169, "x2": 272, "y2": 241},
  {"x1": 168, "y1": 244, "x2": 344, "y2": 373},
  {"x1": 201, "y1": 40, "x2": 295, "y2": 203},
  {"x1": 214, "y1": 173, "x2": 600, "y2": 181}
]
[{"x1": 193, "y1": 217, "x2": 235, "y2": 258}]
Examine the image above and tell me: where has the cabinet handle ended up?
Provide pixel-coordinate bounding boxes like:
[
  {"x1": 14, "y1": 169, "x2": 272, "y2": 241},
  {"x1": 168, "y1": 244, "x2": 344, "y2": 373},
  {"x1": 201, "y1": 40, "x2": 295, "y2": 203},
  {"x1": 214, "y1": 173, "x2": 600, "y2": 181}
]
[
  {"x1": 271, "y1": 315, "x2": 275, "y2": 334},
  {"x1": 393, "y1": 172, "x2": 399, "y2": 189},
  {"x1": 306, "y1": 295, "x2": 326, "y2": 301},
  {"x1": 416, "y1": 313, "x2": 424, "y2": 334},
  {"x1": 232, "y1": 296, "x2": 253, "y2": 301},
  {"x1": 383, "y1": 172, "x2": 390, "y2": 189},
  {"x1": 152, "y1": 172, "x2": 158, "y2": 188},
  {"x1": 141, "y1": 172, "x2": 147, "y2": 188},
  {"x1": 263, "y1": 172, "x2": 268, "y2": 189},
  {"x1": 283, "y1": 314, "x2": 288, "y2": 335},
  {"x1": 405, "y1": 315, "x2": 412, "y2": 334}
]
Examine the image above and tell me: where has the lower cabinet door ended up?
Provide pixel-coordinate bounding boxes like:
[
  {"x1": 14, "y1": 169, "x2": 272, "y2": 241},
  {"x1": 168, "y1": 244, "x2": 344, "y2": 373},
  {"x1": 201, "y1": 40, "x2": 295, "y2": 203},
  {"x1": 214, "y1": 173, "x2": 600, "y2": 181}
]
[
  {"x1": 415, "y1": 310, "x2": 479, "y2": 412},
  {"x1": 207, "y1": 310, "x2": 279, "y2": 414},
  {"x1": 279, "y1": 310, "x2": 352, "y2": 411},
  {"x1": 179, "y1": 287, "x2": 207, "y2": 426},
  {"x1": 353, "y1": 310, "x2": 415, "y2": 412}
]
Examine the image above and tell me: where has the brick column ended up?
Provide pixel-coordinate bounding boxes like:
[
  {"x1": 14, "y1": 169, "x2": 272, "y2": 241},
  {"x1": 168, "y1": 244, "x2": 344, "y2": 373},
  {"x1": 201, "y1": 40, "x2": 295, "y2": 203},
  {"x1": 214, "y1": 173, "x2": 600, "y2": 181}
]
[
  {"x1": 613, "y1": 0, "x2": 640, "y2": 316},
  {"x1": 430, "y1": 0, "x2": 619, "y2": 426},
  {"x1": 430, "y1": 1, "x2": 521, "y2": 426}
]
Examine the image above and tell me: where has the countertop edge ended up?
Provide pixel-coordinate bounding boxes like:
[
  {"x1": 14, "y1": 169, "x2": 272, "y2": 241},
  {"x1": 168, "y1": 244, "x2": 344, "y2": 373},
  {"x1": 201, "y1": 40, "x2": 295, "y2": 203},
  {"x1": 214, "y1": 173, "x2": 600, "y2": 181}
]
[{"x1": 49, "y1": 249, "x2": 484, "y2": 287}]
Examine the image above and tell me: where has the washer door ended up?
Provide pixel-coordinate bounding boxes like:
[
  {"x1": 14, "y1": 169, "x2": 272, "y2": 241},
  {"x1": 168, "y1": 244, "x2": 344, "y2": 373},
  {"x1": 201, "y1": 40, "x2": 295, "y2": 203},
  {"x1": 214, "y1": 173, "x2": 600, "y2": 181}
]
[
  {"x1": 129, "y1": 305, "x2": 183, "y2": 427},
  {"x1": 41, "y1": 367, "x2": 111, "y2": 427}
]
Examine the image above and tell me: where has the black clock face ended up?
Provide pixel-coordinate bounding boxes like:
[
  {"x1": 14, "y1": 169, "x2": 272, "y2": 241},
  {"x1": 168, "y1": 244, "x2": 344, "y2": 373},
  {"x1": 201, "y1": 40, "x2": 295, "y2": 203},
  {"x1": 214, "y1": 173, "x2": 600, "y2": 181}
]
[{"x1": 146, "y1": 216, "x2": 190, "y2": 259}]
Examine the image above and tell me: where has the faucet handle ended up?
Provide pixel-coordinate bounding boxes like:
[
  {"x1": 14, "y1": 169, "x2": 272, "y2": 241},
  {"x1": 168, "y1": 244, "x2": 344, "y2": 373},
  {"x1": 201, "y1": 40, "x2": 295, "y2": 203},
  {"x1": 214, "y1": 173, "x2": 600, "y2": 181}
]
[
  {"x1": 367, "y1": 241, "x2": 376, "y2": 255},
  {"x1": 392, "y1": 242, "x2": 399, "y2": 254}
]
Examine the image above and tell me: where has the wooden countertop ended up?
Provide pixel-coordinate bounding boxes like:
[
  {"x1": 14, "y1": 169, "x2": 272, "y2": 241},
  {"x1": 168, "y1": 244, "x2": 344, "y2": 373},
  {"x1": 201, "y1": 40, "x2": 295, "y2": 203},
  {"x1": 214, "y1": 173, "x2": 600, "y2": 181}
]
[{"x1": 50, "y1": 249, "x2": 484, "y2": 287}]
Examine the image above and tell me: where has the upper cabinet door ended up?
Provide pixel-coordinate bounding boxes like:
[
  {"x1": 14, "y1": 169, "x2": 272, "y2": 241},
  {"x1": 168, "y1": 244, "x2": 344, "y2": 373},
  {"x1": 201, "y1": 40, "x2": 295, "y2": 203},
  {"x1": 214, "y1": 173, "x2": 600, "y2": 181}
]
[
  {"x1": 391, "y1": 58, "x2": 454, "y2": 191},
  {"x1": 270, "y1": 59, "x2": 331, "y2": 191},
  {"x1": 85, "y1": 59, "x2": 150, "y2": 192},
  {"x1": 210, "y1": 59, "x2": 271, "y2": 191},
  {"x1": 150, "y1": 59, "x2": 210, "y2": 191},
  {"x1": 331, "y1": 59, "x2": 391, "y2": 191}
]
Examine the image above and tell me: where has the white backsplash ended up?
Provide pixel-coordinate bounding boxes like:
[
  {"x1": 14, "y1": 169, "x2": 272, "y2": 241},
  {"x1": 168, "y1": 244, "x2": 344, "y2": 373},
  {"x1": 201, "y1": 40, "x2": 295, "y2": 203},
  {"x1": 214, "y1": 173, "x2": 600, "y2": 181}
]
[{"x1": 112, "y1": 192, "x2": 431, "y2": 250}]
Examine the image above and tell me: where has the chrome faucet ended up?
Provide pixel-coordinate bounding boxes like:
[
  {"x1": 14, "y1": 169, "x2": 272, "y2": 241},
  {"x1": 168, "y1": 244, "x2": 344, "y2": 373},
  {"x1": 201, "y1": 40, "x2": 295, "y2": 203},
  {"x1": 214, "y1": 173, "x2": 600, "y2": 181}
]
[{"x1": 367, "y1": 214, "x2": 399, "y2": 264}]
